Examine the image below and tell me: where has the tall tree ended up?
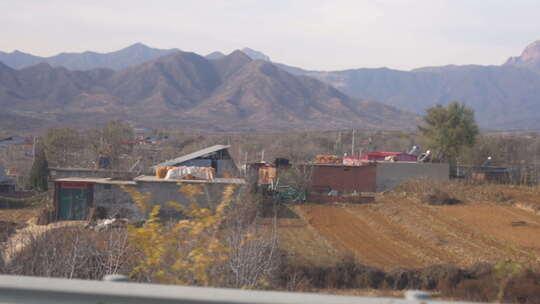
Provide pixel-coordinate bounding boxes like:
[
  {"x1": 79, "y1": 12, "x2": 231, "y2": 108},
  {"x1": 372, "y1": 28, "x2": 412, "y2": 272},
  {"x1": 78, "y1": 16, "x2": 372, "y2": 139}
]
[
  {"x1": 100, "y1": 120, "x2": 134, "y2": 169},
  {"x1": 419, "y1": 102, "x2": 479, "y2": 164},
  {"x1": 43, "y1": 128, "x2": 82, "y2": 167},
  {"x1": 29, "y1": 143, "x2": 49, "y2": 192}
]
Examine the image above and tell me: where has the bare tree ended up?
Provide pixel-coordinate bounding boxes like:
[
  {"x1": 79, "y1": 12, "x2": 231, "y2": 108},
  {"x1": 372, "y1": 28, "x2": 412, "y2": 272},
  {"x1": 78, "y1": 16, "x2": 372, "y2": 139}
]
[{"x1": 222, "y1": 191, "x2": 281, "y2": 289}]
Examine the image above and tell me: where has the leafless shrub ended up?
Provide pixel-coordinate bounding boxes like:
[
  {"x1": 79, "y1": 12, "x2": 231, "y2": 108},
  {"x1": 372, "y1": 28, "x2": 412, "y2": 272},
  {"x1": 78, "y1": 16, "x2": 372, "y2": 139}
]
[
  {"x1": 423, "y1": 189, "x2": 462, "y2": 206},
  {"x1": 1, "y1": 227, "x2": 133, "y2": 280},
  {"x1": 440, "y1": 264, "x2": 540, "y2": 304},
  {"x1": 222, "y1": 189, "x2": 282, "y2": 289},
  {"x1": 0, "y1": 221, "x2": 18, "y2": 243},
  {"x1": 225, "y1": 221, "x2": 280, "y2": 289}
]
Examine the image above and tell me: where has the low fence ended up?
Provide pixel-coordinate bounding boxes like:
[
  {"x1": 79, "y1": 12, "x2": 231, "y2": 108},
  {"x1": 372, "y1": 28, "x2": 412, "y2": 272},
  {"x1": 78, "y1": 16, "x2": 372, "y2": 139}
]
[
  {"x1": 456, "y1": 165, "x2": 540, "y2": 185},
  {"x1": 0, "y1": 274, "x2": 484, "y2": 304}
]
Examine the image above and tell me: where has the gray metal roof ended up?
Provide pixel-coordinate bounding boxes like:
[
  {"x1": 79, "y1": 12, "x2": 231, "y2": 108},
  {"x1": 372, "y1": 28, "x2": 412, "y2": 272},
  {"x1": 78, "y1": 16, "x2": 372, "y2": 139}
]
[
  {"x1": 135, "y1": 175, "x2": 245, "y2": 184},
  {"x1": 152, "y1": 145, "x2": 231, "y2": 169}
]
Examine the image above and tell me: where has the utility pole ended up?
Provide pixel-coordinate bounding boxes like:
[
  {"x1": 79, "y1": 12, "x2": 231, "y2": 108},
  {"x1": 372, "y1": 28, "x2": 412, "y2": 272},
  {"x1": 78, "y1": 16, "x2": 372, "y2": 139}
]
[
  {"x1": 32, "y1": 136, "x2": 36, "y2": 162},
  {"x1": 351, "y1": 129, "x2": 355, "y2": 156},
  {"x1": 335, "y1": 131, "x2": 342, "y2": 154}
]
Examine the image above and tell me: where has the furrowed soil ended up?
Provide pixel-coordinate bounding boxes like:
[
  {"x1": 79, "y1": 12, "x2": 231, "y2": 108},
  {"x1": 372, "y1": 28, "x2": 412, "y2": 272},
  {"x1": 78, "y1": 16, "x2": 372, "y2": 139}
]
[
  {"x1": 285, "y1": 192, "x2": 540, "y2": 270},
  {"x1": 259, "y1": 217, "x2": 339, "y2": 266}
]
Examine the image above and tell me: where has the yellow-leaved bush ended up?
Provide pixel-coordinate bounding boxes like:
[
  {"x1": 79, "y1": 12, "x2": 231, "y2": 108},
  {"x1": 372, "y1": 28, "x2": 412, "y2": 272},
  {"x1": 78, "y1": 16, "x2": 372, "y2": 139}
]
[{"x1": 121, "y1": 183, "x2": 236, "y2": 286}]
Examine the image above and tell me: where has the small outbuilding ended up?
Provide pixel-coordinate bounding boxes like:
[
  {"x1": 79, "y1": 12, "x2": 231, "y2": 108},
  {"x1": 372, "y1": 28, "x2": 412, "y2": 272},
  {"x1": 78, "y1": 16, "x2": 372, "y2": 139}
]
[{"x1": 308, "y1": 161, "x2": 449, "y2": 203}]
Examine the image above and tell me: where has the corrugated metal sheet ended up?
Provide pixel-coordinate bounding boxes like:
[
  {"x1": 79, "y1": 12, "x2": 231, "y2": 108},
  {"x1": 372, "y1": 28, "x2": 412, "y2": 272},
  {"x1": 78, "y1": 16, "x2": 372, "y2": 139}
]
[
  {"x1": 180, "y1": 159, "x2": 213, "y2": 168},
  {"x1": 134, "y1": 175, "x2": 246, "y2": 184},
  {"x1": 152, "y1": 145, "x2": 231, "y2": 169}
]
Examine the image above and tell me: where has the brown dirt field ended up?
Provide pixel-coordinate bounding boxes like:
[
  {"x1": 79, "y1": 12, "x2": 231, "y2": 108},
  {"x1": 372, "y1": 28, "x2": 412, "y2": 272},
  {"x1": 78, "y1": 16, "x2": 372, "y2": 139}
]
[
  {"x1": 440, "y1": 204, "x2": 540, "y2": 250},
  {"x1": 295, "y1": 204, "x2": 427, "y2": 269},
  {"x1": 258, "y1": 217, "x2": 339, "y2": 266},
  {"x1": 289, "y1": 198, "x2": 540, "y2": 270}
]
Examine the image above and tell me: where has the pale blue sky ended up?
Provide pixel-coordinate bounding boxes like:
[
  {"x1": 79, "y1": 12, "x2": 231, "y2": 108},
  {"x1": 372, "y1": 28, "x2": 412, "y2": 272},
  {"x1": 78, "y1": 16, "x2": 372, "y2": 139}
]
[{"x1": 1, "y1": 0, "x2": 539, "y2": 70}]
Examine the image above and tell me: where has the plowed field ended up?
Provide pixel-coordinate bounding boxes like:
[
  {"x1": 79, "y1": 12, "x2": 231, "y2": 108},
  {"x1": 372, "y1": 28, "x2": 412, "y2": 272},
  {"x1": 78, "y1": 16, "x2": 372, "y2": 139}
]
[
  {"x1": 290, "y1": 199, "x2": 540, "y2": 270},
  {"x1": 259, "y1": 217, "x2": 339, "y2": 266}
]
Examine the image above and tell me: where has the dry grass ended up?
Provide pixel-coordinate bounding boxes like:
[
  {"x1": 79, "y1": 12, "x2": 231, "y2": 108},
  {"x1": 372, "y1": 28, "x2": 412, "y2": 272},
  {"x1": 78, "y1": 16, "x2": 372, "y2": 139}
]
[{"x1": 393, "y1": 178, "x2": 540, "y2": 205}]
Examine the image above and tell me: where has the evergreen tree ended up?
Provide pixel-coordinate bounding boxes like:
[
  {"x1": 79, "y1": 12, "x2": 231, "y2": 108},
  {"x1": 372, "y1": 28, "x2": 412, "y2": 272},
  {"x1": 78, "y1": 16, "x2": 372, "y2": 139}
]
[
  {"x1": 419, "y1": 102, "x2": 479, "y2": 165},
  {"x1": 30, "y1": 143, "x2": 49, "y2": 192}
]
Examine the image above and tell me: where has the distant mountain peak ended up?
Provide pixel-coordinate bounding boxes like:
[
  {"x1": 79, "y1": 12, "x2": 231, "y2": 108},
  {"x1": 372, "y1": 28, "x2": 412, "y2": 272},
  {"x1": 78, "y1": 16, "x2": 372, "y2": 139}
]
[
  {"x1": 125, "y1": 42, "x2": 151, "y2": 50},
  {"x1": 206, "y1": 51, "x2": 226, "y2": 60},
  {"x1": 504, "y1": 40, "x2": 540, "y2": 70},
  {"x1": 241, "y1": 48, "x2": 270, "y2": 61},
  {"x1": 229, "y1": 50, "x2": 252, "y2": 60},
  {"x1": 212, "y1": 50, "x2": 252, "y2": 79},
  {"x1": 519, "y1": 40, "x2": 540, "y2": 61}
]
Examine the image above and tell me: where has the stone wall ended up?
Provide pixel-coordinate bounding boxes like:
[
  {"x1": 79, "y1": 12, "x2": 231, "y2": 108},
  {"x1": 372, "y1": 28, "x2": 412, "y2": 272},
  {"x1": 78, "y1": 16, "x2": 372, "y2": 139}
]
[{"x1": 92, "y1": 181, "x2": 244, "y2": 220}]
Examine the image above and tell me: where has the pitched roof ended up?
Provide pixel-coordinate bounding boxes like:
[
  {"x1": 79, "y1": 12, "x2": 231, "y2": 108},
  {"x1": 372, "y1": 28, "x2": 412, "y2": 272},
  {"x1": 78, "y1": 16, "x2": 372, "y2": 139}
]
[{"x1": 152, "y1": 145, "x2": 231, "y2": 169}]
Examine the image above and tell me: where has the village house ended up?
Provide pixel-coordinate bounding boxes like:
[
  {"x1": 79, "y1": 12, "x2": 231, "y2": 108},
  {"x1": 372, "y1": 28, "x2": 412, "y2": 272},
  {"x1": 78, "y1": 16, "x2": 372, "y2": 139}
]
[{"x1": 50, "y1": 145, "x2": 244, "y2": 221}]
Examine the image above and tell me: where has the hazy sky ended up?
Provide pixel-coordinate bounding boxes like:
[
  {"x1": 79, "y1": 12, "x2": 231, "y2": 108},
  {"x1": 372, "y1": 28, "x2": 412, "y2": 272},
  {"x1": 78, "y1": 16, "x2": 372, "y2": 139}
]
[{"x1": 1, "y1": 0, "x2": 539, "y2": 71}]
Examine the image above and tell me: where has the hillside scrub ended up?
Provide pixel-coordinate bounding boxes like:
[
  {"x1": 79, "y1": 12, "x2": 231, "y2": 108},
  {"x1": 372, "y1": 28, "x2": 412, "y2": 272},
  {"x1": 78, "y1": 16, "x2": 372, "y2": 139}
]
[
  {"x1": 389, "y1": 179, "x2": 540, "y2": 205},
  {"x1": 278, "y1": 257, "x2": 540, "y2": 303}
]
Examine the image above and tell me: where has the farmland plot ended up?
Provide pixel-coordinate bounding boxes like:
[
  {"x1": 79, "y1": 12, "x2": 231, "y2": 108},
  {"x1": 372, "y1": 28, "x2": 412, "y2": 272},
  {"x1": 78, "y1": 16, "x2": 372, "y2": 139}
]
[{"x1": 292, "y1": 199, "x2": 540, "y2": 270}]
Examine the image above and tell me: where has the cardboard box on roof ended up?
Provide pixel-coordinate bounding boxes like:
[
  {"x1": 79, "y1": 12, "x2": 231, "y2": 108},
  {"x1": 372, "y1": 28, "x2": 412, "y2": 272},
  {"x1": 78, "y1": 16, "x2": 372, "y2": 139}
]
[
  {"x1": 315, "y1": 154, "x2": 342, "y2": 164},
  {"x1": 258, "y1": 167, "x2": 277, "y2": 185}
]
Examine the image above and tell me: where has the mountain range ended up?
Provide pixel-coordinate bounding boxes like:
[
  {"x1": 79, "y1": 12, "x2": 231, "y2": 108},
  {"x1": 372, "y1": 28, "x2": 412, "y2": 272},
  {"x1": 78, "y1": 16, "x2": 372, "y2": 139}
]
[
  {"x1": 0, "y1": 49, "x2": 416, "y2": 132},
  {"x1": 1, "y1": 40, "x2": 540, "y2": 131},
  {"x1": 0, "y1": 43, "x2": 179, "y2": 71},
  {"x1": 277, "y1": 40, "x2": 540, "y2": 130}
]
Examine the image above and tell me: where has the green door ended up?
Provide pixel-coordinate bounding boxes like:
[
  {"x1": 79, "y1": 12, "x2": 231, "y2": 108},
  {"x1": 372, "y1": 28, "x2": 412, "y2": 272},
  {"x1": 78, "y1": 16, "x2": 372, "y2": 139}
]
[{"x1": 59, "y1": 188, "x2": 88, "y2": 220}]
